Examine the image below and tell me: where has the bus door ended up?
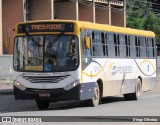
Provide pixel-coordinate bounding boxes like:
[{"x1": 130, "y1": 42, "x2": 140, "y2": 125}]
[{"x1": 81, "y1": 29, "x2": 92, "y2": 82}]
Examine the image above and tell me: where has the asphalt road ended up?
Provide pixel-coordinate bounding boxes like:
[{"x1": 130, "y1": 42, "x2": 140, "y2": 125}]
[{"x1": 0, "y1": 84, "x2": 160, "y2": 124}]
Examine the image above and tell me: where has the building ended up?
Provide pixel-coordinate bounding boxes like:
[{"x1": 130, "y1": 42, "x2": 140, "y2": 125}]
[{"x1": 0, "y1": 0, "x2": 126, "y2": 55}]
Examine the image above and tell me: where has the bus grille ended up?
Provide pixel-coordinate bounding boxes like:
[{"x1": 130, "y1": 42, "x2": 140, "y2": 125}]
[{"x1": 22, "y1": 75, "x2": 70, "y2": 83}]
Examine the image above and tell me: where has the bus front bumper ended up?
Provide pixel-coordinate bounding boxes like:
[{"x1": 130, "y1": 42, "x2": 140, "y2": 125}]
[{"x1": 14, "y1": 82, "x2": 95, "y2": 102}]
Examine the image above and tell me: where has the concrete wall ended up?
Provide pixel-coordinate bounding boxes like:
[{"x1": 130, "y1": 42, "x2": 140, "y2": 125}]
[
  {"x1": 79, "y1": 3, "x2": 94, "y2": 22},
  {"x1": 30, "y1": 0, "x2": 51, "y2": 20},
  {"x1": 1, "y1": 0, "x2": 126, "y2": 55},
  {"x1": 95, "y1": 7, "x2": 109, "y2": 24},
  {"x1": 111, "y1": 8, "x2": 124, "y2": 27},
  {"x1": 0, "y1": 55, "x2": 13, "y2": 85},
  {"x1": 2, "y1": 0, "x2": 23, "y2": 54},
  {"x1": 55, "y1": 1, "x2": 77, "y2": 20}
]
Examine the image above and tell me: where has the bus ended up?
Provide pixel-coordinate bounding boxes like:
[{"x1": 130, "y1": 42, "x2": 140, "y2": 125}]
[{"x1": 13, "y1": 20, "x2": 156, "y2": 109}]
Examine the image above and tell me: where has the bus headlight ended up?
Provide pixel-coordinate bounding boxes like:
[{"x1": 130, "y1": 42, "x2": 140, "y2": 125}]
[
  {"x1": 64, "y1": 80, "x2": 79, "y2": 90},
  {"x1": 14, "y1": 81, "x2": 26, "y2": 90}
]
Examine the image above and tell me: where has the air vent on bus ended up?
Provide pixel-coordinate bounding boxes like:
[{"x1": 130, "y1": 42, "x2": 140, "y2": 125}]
[{"x1": 22, "y1": 75, "x2": 70, "y2": 83}]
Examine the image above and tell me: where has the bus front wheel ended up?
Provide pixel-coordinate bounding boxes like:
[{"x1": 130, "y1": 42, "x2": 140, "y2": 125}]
[
  {"x1": 87, "y1": 82, "x2": 100, "y2": 107},
  {"x1": 36, "y1": 100, "x2": 50, "y2": 110},
  {"x1": 124, "y1": 78, "x2": 142, "y2": 100}
]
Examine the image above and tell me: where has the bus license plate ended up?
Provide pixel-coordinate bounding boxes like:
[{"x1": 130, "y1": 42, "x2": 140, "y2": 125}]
[{"x1": 39, "y1": 93, "x2": 50, "y2": 97}]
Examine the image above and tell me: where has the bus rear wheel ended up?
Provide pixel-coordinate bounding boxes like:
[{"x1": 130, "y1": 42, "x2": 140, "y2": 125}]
[
  {"x1": 36, "y1": 100, "x2": 50, "y2": 110},
  {"x1": 87, "y1": 82, "x2": 100, "y2": 107},
  {"x1": 124, "y1": 78, "x2": 142, "y2": 100}
]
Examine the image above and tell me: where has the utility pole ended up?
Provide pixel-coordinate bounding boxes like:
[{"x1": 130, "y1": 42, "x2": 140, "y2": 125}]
[
  {"x1": 123, "y1": 0, "x2": 126, "y2": 27},
  {"x1": 51, "y1": 0, "x2": 54, "y2": 19},
  {"x1": 108, "y1": 0, "x2": 111, "y2": 25},
  {"x1": 76, "y1": 0, "x2": 79, "y2": 20}
]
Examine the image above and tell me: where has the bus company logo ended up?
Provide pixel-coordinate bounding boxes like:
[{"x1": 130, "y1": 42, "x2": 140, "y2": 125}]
[
  {"x1": 109, "y1": 63, "x2": 132, "y2": 76},
  {"x1": 109, "y1": 63, "x2": 117, "y2": 76}
]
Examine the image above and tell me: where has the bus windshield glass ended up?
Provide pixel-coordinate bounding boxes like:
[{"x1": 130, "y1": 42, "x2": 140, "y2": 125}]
[{"x1": 14, "y1": 35, "x2": 79, "y2": 72}]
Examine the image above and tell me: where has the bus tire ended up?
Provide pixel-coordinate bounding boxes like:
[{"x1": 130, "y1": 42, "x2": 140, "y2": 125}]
[
  {"x1": 87, "y1": 82, "x2": 100, "y2": 107},
  {"x1": 124, "y1": 78, "x2": 142, "y2": 100},
  {"x1": 36, "y1": 101, "x2": 50, "y2": 110}
]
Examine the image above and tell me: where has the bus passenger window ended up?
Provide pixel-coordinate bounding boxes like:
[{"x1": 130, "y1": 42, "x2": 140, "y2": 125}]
[
  {"x1": 136, "y1": 37, "x2": 140, "y2": 57},
  {"x1": 139, "y1": 37, "x2": 147, "y2": 58},
  {"x1": 147, "y1": 38, "x2": 154, "y2": 58},
  {"x1": 130, "y1": 36, "x2": 136, "y2": 58},
  {"x1": 92, "y1": 31, "x2": 104, "y2": 57},
  {"x1": 126, "y1": 35, "x2": 130, "y2": 57},
  {"x1": 101, "y1": 32, "x2": 106, "y2": 56},
  {"x1": 105, "y1": 33, "x2": 108, "y2": 56},
  {"x1": 114, "y1": 34, "x2": 119, "y2": 57},
  {"x1": 107, "y1": 33, "x2": 115, "y2": 57},
  {"x1": 119, "y1": 34, "x2": 126, "y2": 57}
]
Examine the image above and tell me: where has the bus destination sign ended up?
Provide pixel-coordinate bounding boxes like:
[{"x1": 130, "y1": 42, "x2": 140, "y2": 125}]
[{"x1": 18, "y1": 22, "x2": 74, "y2": 33}]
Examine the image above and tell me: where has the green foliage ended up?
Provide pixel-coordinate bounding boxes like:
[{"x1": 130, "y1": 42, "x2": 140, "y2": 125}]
[{"x1": 126, "y1": 0, "x2": 160, "y2": 42}]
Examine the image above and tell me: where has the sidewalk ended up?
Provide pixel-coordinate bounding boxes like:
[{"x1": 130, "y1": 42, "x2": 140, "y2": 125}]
[{"x1": 0, "y1": 84, "x2": 13, "y2": 95}]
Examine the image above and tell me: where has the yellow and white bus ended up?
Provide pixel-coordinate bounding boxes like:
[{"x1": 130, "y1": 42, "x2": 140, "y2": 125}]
[{"x1": 13, "y1": 20, "x2": 156, "y2": 109}]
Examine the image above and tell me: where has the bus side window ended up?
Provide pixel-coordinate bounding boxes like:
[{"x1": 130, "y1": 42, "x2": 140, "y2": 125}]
[
  {"x1": 139, "y1": 37, "x2": 147, "y2": 58},
  {"x1": 119, "y1": 34, "x2": 126, "y2": 57},
  {"x1": 105, "y1": 33, "x2": 108, "y2": 56},
  {"x1": 92, "y1": 31, "x2": 104, "y2": 57},
  {"x1": 126, "y1": 35, "x2": 130, "y2": 57},
  {"x1": 101, "y1": 32, "x2": 106, "y2": 56},
  {"x1": 147, "y1": 38, "x2": 154, "y2": 58},
  {"x1": 107, "y1": 33, "x2": 115, "y2": 57},
  {"x1": 114, "y1": 34, "x2": 119, "y2": 57},
  {"x1": 130, "y1": 35, "x2": 136, "y2": 58},
  {"x1": 152, "y1": 38, "x2": 155, "y2": 57},
  {"x1": 136, "y1": 37, "x2": 140, "y2": 57}
]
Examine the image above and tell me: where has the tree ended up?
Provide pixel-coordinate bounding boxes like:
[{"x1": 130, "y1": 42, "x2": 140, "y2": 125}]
[
  {"x1": 144, "y1": 12, "x2": 160, "y2": 33},
  {"x1": 126, "y1": 0, "x2": 160, "y2": 42},
  {"x1": 126, "y1": 0, "x2": 149, "y2": 29}
]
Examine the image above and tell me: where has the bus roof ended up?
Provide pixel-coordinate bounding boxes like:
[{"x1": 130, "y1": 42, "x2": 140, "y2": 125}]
[{"x1": 16, "y1": 20, "x2": 155, "y2": 38}]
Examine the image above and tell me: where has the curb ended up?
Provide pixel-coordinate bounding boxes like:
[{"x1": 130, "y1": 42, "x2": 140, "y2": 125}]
[{"x1": 0, "y1": 89, "x2": 13, "y2": 95}]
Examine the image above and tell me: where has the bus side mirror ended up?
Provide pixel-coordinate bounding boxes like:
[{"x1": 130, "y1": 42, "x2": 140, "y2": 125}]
[{"x1": 85, "y1": 37, "x2": 91, "y2": 49}]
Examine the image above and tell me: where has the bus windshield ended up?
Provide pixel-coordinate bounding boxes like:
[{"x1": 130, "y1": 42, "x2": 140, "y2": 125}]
[{"x1": 14, "y1": 35, "x2": 79, "y2": 72}]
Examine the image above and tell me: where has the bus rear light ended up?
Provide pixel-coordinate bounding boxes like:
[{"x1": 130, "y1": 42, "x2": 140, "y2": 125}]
[{"x1": 14, "y1": 81, "x2": 26, "y2": 90}]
